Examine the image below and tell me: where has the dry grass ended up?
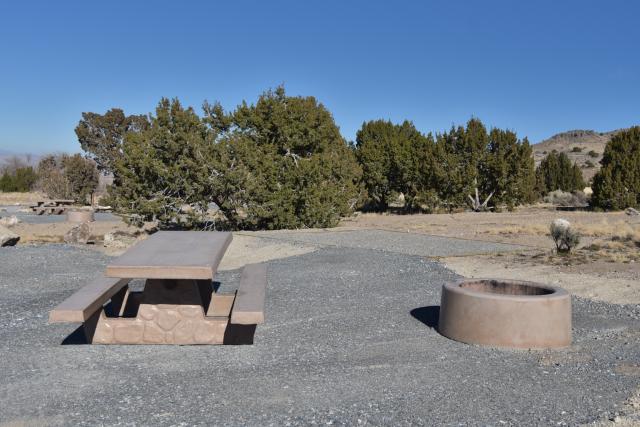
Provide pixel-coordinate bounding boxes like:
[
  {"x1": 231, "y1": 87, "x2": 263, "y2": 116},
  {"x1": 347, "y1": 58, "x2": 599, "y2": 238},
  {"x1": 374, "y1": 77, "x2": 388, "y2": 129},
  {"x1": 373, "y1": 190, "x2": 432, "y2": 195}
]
[
  {"x1": 488, "y1": 224, "x2": 549, "y2": 236},
  {"x1": 0, "y1": 192, "x2": 46, "y2": 205},
  {"x1": 485, "y1": 219, "x2": 640, "y2": 238},
  {"x1": 575, "y1": 220, "x2": 640, "y2": 237}
]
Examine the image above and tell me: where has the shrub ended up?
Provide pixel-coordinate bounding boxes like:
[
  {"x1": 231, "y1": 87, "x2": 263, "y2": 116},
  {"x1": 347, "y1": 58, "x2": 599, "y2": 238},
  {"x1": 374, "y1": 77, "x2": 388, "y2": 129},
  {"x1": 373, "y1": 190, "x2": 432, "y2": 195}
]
[
  {"x1": 571, "y1": 146, "x2": 583, "y2": 152},
  {"x1": 0, "y1": 166, "x2": 37, "y2": 192},
  {"x1": 62, "y1": 154, "x2": 99, "y2": 204},
  {"x1": 591, "y1": 127, "x2": 640, "y2": 210},
  {"x1": 550, "y1": 219, "x2": 580, "y2": 253},
  {"x1": 544, "y1": 190, "x2": 588, "y2": 206},
  {"x1": 588, "y1": 150, "x2": 599, "y2": 158},
  {"x1": 584, "y1": 160, "x2": 595, "y2": 168},
  {"x1": 36, "y1": 154, "x2": 98, "y2": 203}
]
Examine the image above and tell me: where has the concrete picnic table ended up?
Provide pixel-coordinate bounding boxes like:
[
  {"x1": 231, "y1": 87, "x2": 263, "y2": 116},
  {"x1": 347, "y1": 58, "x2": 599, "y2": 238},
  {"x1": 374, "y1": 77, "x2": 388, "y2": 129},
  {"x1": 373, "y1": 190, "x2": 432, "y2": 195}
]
[{"x1": 49, "y1": 231, "x2": 267, "y2": 345}]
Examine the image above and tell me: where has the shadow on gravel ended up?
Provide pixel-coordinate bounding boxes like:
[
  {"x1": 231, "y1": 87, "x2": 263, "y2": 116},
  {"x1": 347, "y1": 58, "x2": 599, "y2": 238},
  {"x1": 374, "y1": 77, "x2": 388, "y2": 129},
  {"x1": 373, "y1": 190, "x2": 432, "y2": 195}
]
[
  {"x1": 61, "y1": 326, "x2": 89, "y2": 345},
  {"x1": 410, "y1": 306, "x2": 440, "y2": 330}
]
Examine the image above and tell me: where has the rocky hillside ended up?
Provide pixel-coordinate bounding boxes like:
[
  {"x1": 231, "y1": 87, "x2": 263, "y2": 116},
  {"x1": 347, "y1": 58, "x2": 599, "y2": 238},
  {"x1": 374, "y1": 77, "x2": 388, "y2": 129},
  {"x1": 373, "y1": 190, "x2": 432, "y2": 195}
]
[{"x1": 533, "y1": 129, "x2": 622, "y2": 182}]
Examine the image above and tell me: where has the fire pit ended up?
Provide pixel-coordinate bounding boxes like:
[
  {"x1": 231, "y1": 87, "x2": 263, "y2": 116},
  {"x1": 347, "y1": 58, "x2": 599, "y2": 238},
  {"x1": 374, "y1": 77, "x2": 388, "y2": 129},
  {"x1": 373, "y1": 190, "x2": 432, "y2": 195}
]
[{"x1": 438, "y1": 279, "x2": 571, "y2": 349}]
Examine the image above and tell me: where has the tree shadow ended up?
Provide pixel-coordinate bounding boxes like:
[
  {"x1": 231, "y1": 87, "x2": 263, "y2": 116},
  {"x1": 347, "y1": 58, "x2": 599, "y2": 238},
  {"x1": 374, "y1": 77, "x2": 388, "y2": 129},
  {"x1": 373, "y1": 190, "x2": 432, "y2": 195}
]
[{"x1": 410, "y1": 306, "x2": 440, "y2": 330}]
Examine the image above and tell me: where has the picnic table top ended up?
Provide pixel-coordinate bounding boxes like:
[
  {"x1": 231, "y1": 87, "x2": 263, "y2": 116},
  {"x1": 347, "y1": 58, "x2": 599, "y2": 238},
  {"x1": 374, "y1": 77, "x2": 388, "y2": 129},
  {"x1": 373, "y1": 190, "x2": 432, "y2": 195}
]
[{"x1": 105, "y1": 231, "x2": 233, "y2": 280}]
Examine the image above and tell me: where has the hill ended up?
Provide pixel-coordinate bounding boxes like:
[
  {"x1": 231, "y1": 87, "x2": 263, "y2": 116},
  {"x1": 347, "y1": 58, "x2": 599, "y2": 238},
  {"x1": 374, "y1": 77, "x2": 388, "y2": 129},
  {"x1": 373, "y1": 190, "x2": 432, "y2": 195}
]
[
  {"x1": 533, "y1": 129, "x2": 623, "y2": 182},
  {"x1": 0, "y1": 152, "x2": 41, "y2": 170}
]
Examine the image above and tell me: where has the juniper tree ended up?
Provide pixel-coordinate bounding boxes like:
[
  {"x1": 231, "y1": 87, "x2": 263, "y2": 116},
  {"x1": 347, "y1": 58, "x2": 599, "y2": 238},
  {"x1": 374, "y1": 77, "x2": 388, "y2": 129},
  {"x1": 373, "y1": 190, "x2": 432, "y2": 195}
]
[
  {"x1": 109, "y1": 98, "x2": 215, "y2": 227},
  {"x1": 535, "y1": 151, "x2": 585, "y2": 195},
  {"x1": 591, "y1": 126, "x2": 640, "y2": 210},
  {"x1": 108, "y1": 88, "x2": 362, "y2": 230},
  {"x1": 484, "y1": 129, "x2": 536, "y2": 208},
  {"x1": 36, "y1": 154, "x2": 97, "y2": 202},
  {"x1": 0, "y1": 167, "x2": 37, "y2": 192},
  {"x1": 75, "y1": 108, "x2": 149, "y2": 176},
  {"x1": 209, "y1": 86, "x2": 363, "y2": 229},
  {"x1": 355, "y1": 120, "x2": 428, "y2": 211},
  {"x1": 62, "y1": 154, "x2": 99, "y2": 204}
]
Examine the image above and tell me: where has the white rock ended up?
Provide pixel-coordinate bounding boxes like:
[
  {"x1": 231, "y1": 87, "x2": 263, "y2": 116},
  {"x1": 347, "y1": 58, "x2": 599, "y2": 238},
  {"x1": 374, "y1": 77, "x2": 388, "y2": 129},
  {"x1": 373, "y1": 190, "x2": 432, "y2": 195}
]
[
  {"x1": 626, "y1": 207, "x2": 639, "y2": 216},
  {"x1": 104, "y1": 231, "x2": 137, "y2": 249},
  {"x1": 0, "y1": 215, "x2": 20, "y2": 227},
  {"x1": 64, "y1": 222, "x2": 91, "y2": 244}
]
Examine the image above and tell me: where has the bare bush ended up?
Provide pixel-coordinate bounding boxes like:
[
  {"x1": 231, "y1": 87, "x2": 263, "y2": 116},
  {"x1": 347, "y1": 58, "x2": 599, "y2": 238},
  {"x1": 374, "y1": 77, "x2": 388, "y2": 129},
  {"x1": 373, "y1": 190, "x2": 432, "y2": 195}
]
[
  {"x1": 544, "y1": 190, "x2": 589, "y2": 207},
  {"x1": 550, "y1": 218, "x2": 581, "y2": 253}
]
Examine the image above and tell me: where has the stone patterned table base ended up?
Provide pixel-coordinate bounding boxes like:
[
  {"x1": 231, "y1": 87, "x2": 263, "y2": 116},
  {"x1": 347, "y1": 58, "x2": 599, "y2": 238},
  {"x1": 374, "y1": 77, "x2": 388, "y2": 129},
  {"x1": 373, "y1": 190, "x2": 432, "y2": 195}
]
[{"x1": 84, "y1": 278, "x2": 251, "y2": 345}]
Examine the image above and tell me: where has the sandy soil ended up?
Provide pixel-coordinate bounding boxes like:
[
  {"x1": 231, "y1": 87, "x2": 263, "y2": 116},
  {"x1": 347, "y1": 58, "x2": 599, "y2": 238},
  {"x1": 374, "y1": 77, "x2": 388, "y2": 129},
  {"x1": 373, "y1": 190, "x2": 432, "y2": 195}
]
[
  {"x1": 339, "y1": 205, "x2": 639, "y2": 248},
  {"x1": 441, "y1": 253, "x2": 640, "y2": 305},
  {"x1": 9, "y1": 219, "x2": 316, "y2": 271},
  {"x1": 589, "y1": 387, "x2": 640, "y2": 426},
  {"x1": 11, "y1": 220, "x2": 135, "y2": 244},
  {"x1": 218, "y1": 233, "x2": 315, "y2": 270},
  {"x1": 340, "y1": 205, "x2": 640, "y2": 305},
  {"x1": 0, "y1": 192, "x2": 47, "y2": 205}
]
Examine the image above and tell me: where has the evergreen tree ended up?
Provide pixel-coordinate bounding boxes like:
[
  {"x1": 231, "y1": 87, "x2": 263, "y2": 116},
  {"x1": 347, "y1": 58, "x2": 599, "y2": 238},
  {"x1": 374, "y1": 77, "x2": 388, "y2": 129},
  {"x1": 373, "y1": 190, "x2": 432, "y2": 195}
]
[
  {"x1": 109, "y1": 87, "x2": 362, "y2": 230},
  {"x1": 591, "y1": 126, "x2": 640, "y2": 210},
  {"x1": 426, "y1": 119, "x2": 534, "y2": 211},
  {"x1": 355, "y1": 120, "x2": 428, "y2": 211},
  {"x1": 36, "y1": 154, "x2": 98, "y2": 202},
  {"x1": 0, "y1": 167, "x2": 37, "y2": 192},
  {"x1": 62, "y1": 154, "x2": 99, "y2": 203},
  {"x1": 110, "y1": 98, "x2": 215, "y2": 227},
  {"x1": 535, "y1": 151, "x2": 585, "y2": 194},
  {"x1": 210, "y1": 86, "x2": 363, "y2": 229},
  {"x1": 484, "y1": 129, "x2": 536, "y2": 208},
  {"x1": 75, "y1": 109, "x2": 149, "y2": 176}
]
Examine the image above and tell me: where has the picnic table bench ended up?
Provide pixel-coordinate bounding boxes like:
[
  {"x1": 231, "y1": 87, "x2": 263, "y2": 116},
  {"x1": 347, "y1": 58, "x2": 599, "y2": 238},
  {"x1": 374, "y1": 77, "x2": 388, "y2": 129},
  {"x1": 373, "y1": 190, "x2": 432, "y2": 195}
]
[
  {"x1": 49, "y1": 231, "x2": 267, "y2": 345},
  {"x1": 31, "y1": 199, "x2": 76, "y2": 215}
]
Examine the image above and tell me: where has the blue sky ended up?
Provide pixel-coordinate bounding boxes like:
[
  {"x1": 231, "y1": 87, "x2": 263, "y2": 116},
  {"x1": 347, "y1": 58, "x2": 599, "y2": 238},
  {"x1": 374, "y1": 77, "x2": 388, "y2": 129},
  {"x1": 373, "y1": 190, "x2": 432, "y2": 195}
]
[{"x1": 0, "y1": 0, "x2": 638, "y2": 154}]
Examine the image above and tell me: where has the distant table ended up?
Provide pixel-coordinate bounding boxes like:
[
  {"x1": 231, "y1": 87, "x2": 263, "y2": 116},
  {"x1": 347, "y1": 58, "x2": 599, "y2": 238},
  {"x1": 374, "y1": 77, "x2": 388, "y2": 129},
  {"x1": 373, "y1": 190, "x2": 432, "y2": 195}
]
[
  {"x1": 31, "y1": 199, "x2": 75, "y2": 215},
  {"x1": 50, "y1": 231, "x2": 267, "y2": 345}
]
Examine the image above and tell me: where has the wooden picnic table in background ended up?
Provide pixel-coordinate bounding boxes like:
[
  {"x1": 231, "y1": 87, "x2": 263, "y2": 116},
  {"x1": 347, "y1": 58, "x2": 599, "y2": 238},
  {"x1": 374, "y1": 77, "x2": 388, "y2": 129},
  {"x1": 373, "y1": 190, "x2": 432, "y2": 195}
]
[{"x1": 31, "y1": 199, "x2": 76, "y2": 215}]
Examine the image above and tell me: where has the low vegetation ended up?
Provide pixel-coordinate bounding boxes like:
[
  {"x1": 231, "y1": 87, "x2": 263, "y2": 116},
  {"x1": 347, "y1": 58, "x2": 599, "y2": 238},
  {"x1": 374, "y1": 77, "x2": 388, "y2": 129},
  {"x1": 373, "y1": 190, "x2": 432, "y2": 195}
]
[{"x1": 549, "y1": 219, "x2": 580, "y2": 253}]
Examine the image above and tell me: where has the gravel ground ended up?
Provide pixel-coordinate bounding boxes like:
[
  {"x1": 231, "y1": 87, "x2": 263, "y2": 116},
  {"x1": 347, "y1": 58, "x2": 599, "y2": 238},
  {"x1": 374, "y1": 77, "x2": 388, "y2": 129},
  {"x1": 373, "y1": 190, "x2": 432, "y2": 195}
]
[
  {"x1": 1, "y1": 234, "x2": 639, "y2": 426},
  {"x1": 252, "y1": 229, "x2": 525, "y2": 257},
  {"x1": 0, "y1": 205, "x2": 118, "y2": 224}
]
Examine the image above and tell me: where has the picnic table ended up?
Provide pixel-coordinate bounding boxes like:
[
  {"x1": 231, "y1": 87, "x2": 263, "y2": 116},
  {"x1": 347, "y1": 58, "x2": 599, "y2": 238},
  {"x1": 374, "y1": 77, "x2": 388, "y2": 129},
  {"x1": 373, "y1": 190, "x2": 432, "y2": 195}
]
[
  {"x1": 49, "y1": 231, "x2": 267, "y2": 345},
  {"x1": 31, "y1": 199, "x2": 76, "y2": 215}
]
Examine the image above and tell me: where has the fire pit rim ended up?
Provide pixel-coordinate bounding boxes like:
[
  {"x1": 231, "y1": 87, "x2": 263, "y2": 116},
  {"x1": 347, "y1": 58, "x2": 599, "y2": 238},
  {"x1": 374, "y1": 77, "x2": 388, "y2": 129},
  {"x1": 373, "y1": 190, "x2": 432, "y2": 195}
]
[{"x1": 444, "y1": 278, "x2": 568, "y2": 301}]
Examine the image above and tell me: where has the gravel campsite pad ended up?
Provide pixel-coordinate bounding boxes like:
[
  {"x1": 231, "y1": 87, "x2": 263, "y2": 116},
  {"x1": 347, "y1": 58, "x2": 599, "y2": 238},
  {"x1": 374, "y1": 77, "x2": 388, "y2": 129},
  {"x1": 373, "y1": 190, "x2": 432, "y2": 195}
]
[{"x1": 1, "y1": 232, "x2": 639, "y2": 426}]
